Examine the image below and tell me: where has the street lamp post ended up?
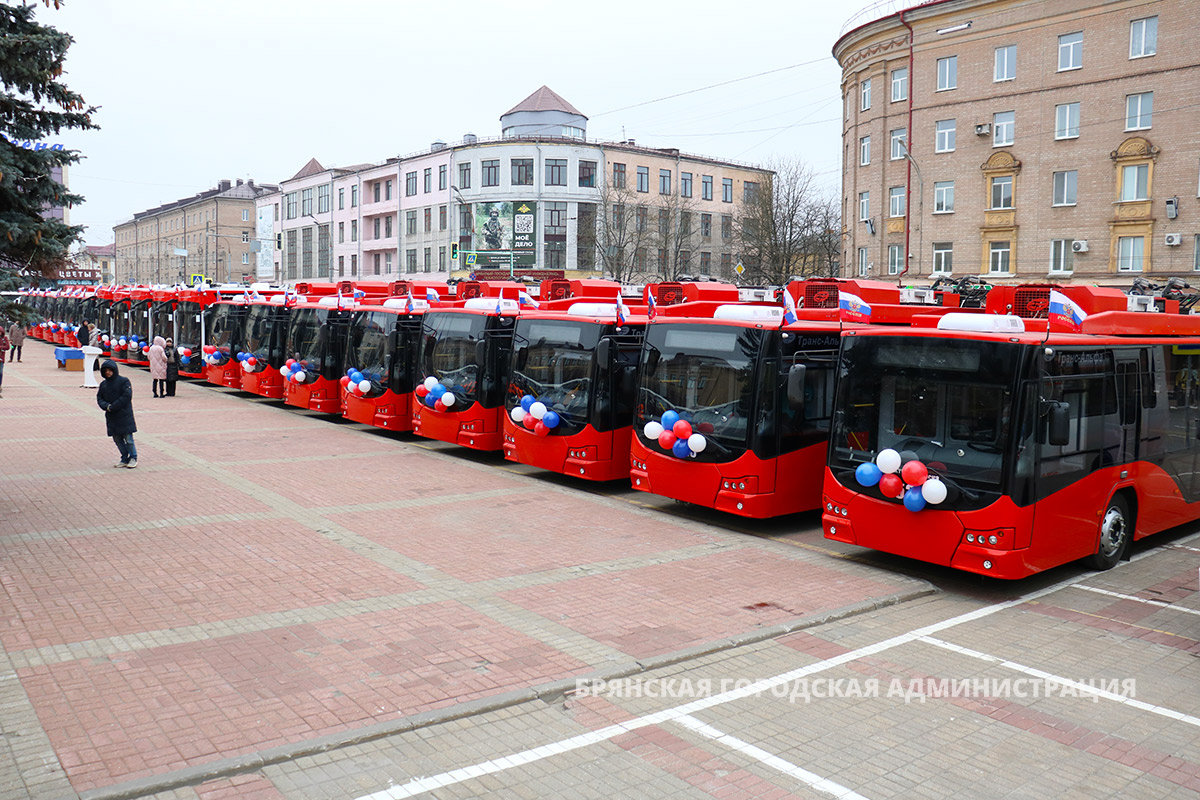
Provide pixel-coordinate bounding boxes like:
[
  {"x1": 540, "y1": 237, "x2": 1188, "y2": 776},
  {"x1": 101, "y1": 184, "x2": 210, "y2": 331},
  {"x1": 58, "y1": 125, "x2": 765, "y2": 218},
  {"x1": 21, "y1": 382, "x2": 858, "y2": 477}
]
[{"x1": 900, "y1": 143, "x2": 924, "y2": 283}]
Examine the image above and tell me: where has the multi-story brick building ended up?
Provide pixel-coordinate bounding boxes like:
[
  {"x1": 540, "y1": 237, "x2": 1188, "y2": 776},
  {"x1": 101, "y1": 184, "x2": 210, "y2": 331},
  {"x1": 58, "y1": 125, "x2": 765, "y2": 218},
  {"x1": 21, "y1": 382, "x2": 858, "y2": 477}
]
[
  {"x1": 113, "y1": 179, "x2": 278, "y2": 285},
  {"x1": 834, "y1": 0, "x2": 1200, "y2": 284},
  {"x1": 257, "y1": 87, "x2": 771, "y2": 284}
]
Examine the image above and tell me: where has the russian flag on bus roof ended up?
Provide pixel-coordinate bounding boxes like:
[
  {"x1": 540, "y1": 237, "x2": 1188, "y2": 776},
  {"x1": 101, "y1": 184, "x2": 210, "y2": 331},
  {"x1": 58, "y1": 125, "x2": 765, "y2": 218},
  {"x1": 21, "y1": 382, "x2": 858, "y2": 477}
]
[
  {"x1": 616, "y1": 293, "x2": 629, "y2": 326},
  {"x1": 839, "y1": 291, "x2": 872, "y2": 323},
  {"x1": 781, "y1": 286, "x2": 798, "y2": 325},
  {"x1": 425, "y1": 288, "x2": 439, "y2": 305},
  {"x1": 647, "y1": 292, "x2": 658, "y2": 320},
  {"x1": 518, "y1": 291, "x2": 539, "y2": 310},
  {"x1": 405, "y1": 290, "x2": 415, "y2": 314},
  {"x1": 1049, "y1": 289, "x2": 1087, "y2": 332}
]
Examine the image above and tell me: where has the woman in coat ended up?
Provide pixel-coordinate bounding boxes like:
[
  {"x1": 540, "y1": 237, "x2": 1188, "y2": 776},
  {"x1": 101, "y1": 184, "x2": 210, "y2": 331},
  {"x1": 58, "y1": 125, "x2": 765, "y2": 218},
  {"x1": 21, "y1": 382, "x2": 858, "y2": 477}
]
[
  {"x1": 8, "y1": 320, "x2": 24, "y2": 362},
  {"x1": 163, "y1": 337, "x2": 179, "y2": 397},
  {"x1": 96, "y1": 359, "x2": 137, "y2": 467},
  {"x1": 148, "y1": 335, "x2": 167, "y2": 398}
]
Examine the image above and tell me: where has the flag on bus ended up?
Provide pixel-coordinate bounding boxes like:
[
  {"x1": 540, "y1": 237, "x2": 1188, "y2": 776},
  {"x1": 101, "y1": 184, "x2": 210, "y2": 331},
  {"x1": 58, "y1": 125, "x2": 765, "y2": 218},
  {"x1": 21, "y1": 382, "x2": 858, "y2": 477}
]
[
  {"x1": 405, "y1": 289, "x2": 415, "y2": 314},
  {"x1": 518, "y1": 291, "x2": 539, "y2": 310},
  {"x1": 647, "y1": 292, "x2": 658, "y2": 320},
  {"x1": 616, "y1": 293, "x2": 629, "y2": 326},
  {"x1": 839, "y1": 291, "x2": 872, "y2": 323},
  {"x1": 1049, "y1": 289, "x2": 1087, "y2": 332},
  {"x1": 781, "y1": 286, "x2": 798, "y2": 325},
  {"x1": 425, "y1": 288, "x2": 439, "y2": 305}
]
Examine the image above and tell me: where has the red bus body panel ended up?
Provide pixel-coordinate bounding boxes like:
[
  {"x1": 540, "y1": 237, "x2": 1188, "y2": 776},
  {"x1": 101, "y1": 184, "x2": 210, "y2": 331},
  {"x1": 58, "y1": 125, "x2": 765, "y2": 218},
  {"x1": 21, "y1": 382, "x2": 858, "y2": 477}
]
[
  {"x1": 413, "y1": 403, "x2": 503, "y2": 451},
  {"x1": 504, "y1": 420, "x2": 632, "y2": 482},
  {"x1": 284, "y1": 376, "x2": 343, "y2": 414},
  {"x1": 344, "y1": 389, "x2": 413, "y2": 431},
  {"x1": 241, "y1": 367, "x2": 284, "y2": 399}
]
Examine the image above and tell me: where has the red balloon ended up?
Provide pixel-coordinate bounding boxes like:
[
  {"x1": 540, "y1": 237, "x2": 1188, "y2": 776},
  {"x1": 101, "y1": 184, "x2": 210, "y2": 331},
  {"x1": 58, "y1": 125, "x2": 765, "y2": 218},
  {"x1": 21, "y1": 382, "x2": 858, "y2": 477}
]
[
  {"x1": 339, "y1": 375, "x2": 351, "y2": 387},
  {"x1": 879, "y1": 473, "x2": 904, "y2": 498},
  {"x1": 434, "y1": 399, "x2": 446, "y2": 412},
  {"x1": 697, "y1": 422, "x2": 715, "y2": 434},
  {"x1": 672, "y1": 420, "x2": 693, "y2": 440},
  {"x1": 901, "y1": 460, "x2": 928, "y2": 487},
  {"x1": 414, "y1": 384, "x2": 429, "y2": 398},
  {"x1": 286, "y1": 358, "x2": 296, "y2": 368},
  {"x1": 523, "y1": 413, "x2": 538, "y2": 430},
  {"x1": 247, "y1": 356, "x2": 257, "y2": 366},
  {"x1": 182, "y1": 348, "x2": 192, "y2": 357},
  {"x1": 657, "y1": 431, "x2": 677, "y2": 450},
  {"x1": 534, "y1": 422, "x2": 550, "y2": 437}
]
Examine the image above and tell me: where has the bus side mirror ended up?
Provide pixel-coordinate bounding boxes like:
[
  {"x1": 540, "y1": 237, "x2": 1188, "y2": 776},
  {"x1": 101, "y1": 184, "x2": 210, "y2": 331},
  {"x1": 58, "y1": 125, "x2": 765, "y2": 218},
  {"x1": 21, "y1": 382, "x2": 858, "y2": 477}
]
[
  {"x1": 787, "y1": 364, "x2": 807, "y2": 408},
  {"x1": 595, "y1": 338, "x2": 611, "y2": 368},
  {"x1": 515, "y1": 347, "x2": 528, "y2": 370},
  {"x1": 1048, "y1": 402, "x2": 1070, "y2": 446},
  {"x1": 474, "y1": 339, "x2": 488, "y2": 367},
  {"x1": 644, "y1": 348, "x2": 660, "y2": 375}
]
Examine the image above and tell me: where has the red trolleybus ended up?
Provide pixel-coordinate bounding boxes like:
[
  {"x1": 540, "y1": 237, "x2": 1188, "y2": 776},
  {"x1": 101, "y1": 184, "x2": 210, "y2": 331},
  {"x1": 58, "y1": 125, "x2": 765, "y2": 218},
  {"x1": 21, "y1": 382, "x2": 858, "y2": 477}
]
[
  {"x1": 823, "y1": 283, "x2": 1200, "y2": 579},
  {"x1": 342, "y1": 280, "x2": 450, "y2": 429},
  {"x1": 125, "y1": 287, "x2": 154, "y2": 367},
  {"x1": 630, "y1": 279, "x2": 972, "y2": 518},
  {"x1": 502, "y1": 280, "x2": 647, "y2": 481},
  {"x1": 240, "y1": 283, "x2": 337, "y2": 398},
  {"x1": 108, "y1": 288, "x2": 135, "y2": 363},
  {"x1": 413, "y1": 281, "x2": 526, "y2": 451},
  {"x1": 174, "y1": 285, "x2": 236, "y2": 379},
  {"x1": 203, "y1": 294, "x2": 252, "y2": 387}
]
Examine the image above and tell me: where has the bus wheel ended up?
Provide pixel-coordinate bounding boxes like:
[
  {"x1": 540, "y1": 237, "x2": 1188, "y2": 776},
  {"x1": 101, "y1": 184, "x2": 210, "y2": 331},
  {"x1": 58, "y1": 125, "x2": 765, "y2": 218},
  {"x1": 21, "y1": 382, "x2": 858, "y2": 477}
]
[{"x1": 1085, "y1": 495, "x2": 1131, "y2": 571}]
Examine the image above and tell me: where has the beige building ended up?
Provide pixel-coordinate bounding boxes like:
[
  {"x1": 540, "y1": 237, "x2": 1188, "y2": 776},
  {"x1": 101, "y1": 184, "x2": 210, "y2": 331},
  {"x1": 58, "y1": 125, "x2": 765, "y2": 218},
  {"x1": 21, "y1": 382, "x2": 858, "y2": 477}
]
[
  {"x1": 113, "y1": 179, "x2": 277, "y2": 285},
  {"x1": 834, "y1": 0, "x2": 1200, "y2": 284}
]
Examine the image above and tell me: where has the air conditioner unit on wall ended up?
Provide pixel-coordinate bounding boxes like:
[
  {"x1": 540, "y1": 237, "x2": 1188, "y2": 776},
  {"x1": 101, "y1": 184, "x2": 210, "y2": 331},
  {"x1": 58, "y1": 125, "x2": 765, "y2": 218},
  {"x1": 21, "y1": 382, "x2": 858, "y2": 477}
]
[
  {"x1": 1071, "y1": 240, "x2": 1089, "y2": 253},
  {"x1": 975, "y1": 123, "x2": 991, "y2": 136},
  {"x1": 1165, "y1": 233, "x2": 1183, "y2": 246}
]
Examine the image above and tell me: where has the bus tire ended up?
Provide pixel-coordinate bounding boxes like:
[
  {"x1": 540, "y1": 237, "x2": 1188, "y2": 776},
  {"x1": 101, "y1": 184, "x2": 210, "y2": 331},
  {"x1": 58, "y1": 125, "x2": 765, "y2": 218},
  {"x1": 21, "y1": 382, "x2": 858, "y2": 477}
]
[{"x1": 1085, "y1": 494, "x2": 1131, "y2": 571}]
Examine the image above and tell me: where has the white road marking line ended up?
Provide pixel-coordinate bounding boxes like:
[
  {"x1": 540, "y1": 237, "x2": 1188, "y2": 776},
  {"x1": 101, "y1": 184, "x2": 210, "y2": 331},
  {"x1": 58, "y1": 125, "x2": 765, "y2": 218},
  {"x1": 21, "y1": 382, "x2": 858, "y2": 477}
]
[
  {"x1": 674, "y1": 714, "x2": 871, "y2": 800},
  {"x1": 918, "y1": 636, "x2": 1200, "y2": 729},
  {"x1": 1168, "y1": 544, "x2": 1200, "y2": 554},
  {"x1": 1070, "y1": 584, "x2": 1200, "y2": 617}
]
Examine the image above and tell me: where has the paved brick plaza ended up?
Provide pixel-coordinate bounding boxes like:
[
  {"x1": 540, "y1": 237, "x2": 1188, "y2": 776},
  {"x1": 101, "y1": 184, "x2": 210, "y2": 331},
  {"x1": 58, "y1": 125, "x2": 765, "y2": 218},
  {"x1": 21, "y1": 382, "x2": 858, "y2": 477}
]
[{"x1": 0, "y1": 342, "x2": 928, "y2": 799}]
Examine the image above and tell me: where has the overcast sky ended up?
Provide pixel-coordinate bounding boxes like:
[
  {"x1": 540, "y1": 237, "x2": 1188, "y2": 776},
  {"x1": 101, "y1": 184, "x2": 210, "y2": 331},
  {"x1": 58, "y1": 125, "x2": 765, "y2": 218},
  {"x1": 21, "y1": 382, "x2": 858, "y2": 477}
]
[{"x1": 43, "y1": 0, "x2": 855, "y2": 247}]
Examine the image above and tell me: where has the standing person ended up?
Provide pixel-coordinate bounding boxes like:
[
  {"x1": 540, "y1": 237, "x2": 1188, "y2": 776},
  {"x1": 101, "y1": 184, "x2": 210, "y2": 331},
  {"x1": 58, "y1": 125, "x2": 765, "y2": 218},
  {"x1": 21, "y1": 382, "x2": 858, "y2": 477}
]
[
  {"x1": 8, "y1": 320, "x2": 24, "y2": 362},
  {"x1": 96, "y1": 359, "x2": 137, "y2": 467},
  {"x1": 76, "y1": 321, "x2": 91, "y2": 349},
  {"x1": 0, "y1": 327, "x2": 9, "y2": 398},
  {"x1": 89, "y1": 323, "x2": 103, "y2": 348},
  {"x1": 163, "y1": 337, "x2": 179, "y2": 397},
  {"x1": 148, "y1": 335, "x2": 167, "y2": 398}
]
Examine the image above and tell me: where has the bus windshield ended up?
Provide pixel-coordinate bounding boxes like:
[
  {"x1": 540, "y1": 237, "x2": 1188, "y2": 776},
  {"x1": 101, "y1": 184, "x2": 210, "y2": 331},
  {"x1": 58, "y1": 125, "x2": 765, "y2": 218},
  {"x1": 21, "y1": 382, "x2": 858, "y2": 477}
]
[
  {"x1": 422, "y1": 312, "x2": 486, "y2": 405},
  {"x1": 348, "y1": 310, "x2": 393, "y2": 385},
  {"x1": 129, "y1": 300, "x2": 150, "y2": 339},
  {"x1": 177, "y1": 301, "x2": 202, "y2": 349},
  {"x1": 244, "y1": 305, "x2": 280, "y2": 362},
  {"x1": 829, "y1": 335, "x2": 1022, "y2": 491},
  {"x1": 287, "y1": 308, "x2": 328, "y2": 372},
  {"x1": 508, "y1": 319, "x2": 601, "y2": 435},
  {"x1": 152, "y1": 303, "x2": 174, "y2": 342},
  {"x1": 208, "y1": 304, "x2": 241, "y2": 352},
  {"x1": 637, "y1": 324, "x2": 763, "y2": 461},
  {"x1": 109, "y1": 303, "x2": 129, "y2": 339}
]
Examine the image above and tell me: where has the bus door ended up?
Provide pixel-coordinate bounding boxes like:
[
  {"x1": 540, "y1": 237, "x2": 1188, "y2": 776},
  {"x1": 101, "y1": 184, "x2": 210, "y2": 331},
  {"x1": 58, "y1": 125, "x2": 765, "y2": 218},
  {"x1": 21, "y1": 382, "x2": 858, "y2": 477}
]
[{"x1": 1113, "y1": 350, "x2": 1143, "y2": 466}]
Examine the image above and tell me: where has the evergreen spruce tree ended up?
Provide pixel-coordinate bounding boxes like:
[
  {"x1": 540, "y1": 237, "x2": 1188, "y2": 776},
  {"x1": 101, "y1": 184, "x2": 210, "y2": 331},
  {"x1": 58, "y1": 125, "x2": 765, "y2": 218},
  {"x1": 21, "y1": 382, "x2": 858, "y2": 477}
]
[{"x1": 0, "y1": 0, "x2": 97, "y2": 323}]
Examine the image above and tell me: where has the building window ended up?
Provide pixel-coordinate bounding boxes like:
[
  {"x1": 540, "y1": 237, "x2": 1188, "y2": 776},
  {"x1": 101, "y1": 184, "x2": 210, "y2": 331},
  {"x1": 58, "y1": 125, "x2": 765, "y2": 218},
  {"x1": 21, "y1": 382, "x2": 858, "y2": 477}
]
[
  {"x1": 423, "y1": 208, "x2": 431, "y2": 233},
  {"x1": 721, "y1": 215, "x2": 732, "y2": 239},
  {"x1": 385, "y1": 252, "x2": 393, "y2": 274},
  {"x1": 887, "y1": 244, "x2": 904, "y2": 275},
  {"x1": 935, "y1": 120, "x2": 955, "y2": 153},
  {"x1": 1126, "y1": 92, "x2": 1153, "y2": 130},
  {"x1": 546, "y1": 158, "x2": 567, "y2": 186},
  {"x1": 702, "y1": 174, "x2": 713, "y2": 201},
  {"x1": 932, "y1": 242, "x2": 953, "y2": 274},
  {"x1": 889, "y1": 186, "x2": 905, "y2": 218},
  {"x1": 1058, "y1": 32, "x2": 1082, "y2": 71},
  {"x1": 405, "y1": 210, "x2": 417, "y2": 235},
  {"x1": 857, "y1": 247, "x2": 869, "y2": 277},
  {"x1": 659, "y1": 169, "x2": 671, "y2": 195},
  {"x1": 274, "y1": 203, "x2": 279, "y2": 221},
  {"x1": 1130, "y1": 16, "x2": 1157, "y2": 58},
  {"x1": 241, "y1": 230, "x2": 250, "y2": 243},
  {"x1": 385, "y1": 179, "x2": 393, "y2": 200},
  {"x1": 241, "y1": 252, "x2": 249, "y2": 265},
  {"x1": 301, "y1": 188, "x2": 313, "y2": 216},
  {"x1": 613, "y1": 162, "x2": 626, "y2": 189},
  {"x1": 1055, "y1": 102, "x2": 1080, "y2": 139},
  {"x1": 658, "y1": 207, "x2": 669, "y2": 232},
  {"x1": 635, "y1": 206, "x2": 647, "y2": 232},
  {"x1": 860, "y1": 136, "x2": 871, "y2": 165},
  {"x1": 680, "y1": 172, "x2": 692, "y2": 198},
  {"x1": 744, "y1": 182, "x2": 759, "y2": 203},
  {"x1": 937, "y1": 56, "x2": 957, "y2": 91},
  {"x1": 991, "y1": 175, "x2": 1014, "y2": 209},
  {"x1": 512, "y1": 158, "x2": 533, "y2": 186},
  {"x1": 459, "y1": 204, "x2": 473, "y2": 235},
  {"x1": 351, "y1": 185, "x2": 358, "y2": 207},
  {"x1": 699, "y1": 251, "x2": 711, "y2": 272},
  {"x1": 1050, "y1": 239, "x2": 1074, "y2": 273},
  {"x1": 439, "y1": 245, "x2": 447, "y2": 271},
  {"x1": 891, "y1": 68, "x2": 907, "y2": 102},
  {"x1": 934, "y1": 181, "x2": 955, "y2": 213},
  {"x1": 700, "y1": 213, "x2": 712, "y2": 237},
  {"x1": 1120, "y1": 164, "x2": 1149, "y2": 201},
  {"x1": 350, "y1": 220, "x2": 357, "y2": 242},
  {"x1": 242, "y1": 208, "x2": 250, "y2": 222},
  {"x1": 577, "y1": 160, "x2": 597, "y2": 189},
  {"x1": 637, "y1": 166, "x2": 649, "y2": 193},
  {"x1": 372, "y1": 254, "x2": 381, "y2": 276},
  {"x1": 989, "y1": 241, "x2": 1011, "y2": 274},
  {"x1": 373, "y1": 218, "x2": 381, "y2": 239},
  {"x1": 1117, "y1": 236, "x2": 1144, "y2": 272},
  {"x1": 350, "y1": 254, "x2": 357, "y2": 276},
  {"x1": 338, "y1": 221, "x2": 344, "y2": 244},
  {"x1": 458, "y1": 162, "x2": 471, "y2": 189},
  {"x1": 858, "y1": 191, "x2": 870, "y2": 221},
  {"x1": 482, "y1": 160, "x2": 499, "y2": 187},
  {"x1": 1195, "y1": 235, "x2": 1200, "y2": 271},
  {"x1": 285, "y1": 192, "x2": 297, "y2": 219},
  {"x1": 994, "y1": 45, "x2": 1016, "y2": 82},
  {"x1": 1053, "y1": 170, "x2": 1078, "y2": 206},
  {"x1": 423, "y1": 168, "x2": 431, "y2": 193},
  {"x1": 722, "y1": 178, "x2": 733, "y2": 202},
  {"x1": 439, "y1": 164, "x2": 447, "y2": 190},
  {"x1": 338, "y1": 255, "x2": 344, "y2": 277},
  {"x1": 993, "y1": 111, "x2": 1015, "y2": 146},
  {"x1": 890, "y1": 128, "x2": 907, "y2": 160},
  {"x1": 860, "y1": 79, "x2": 871, "y2": 110},
  {"x1": 399, "y1": 173, "x2": 413, "y2": 196},
  {"x1": 406, "y1": 249, "x2": 417, "y2": 274},
  {"x1": 338, "y1": 188, "x2": 344, "y2": 210},
  {"x1": 373, "y1": 182, "x2": 381, "y2": 203},
  {"x1": 424, "y1": 247, "x2": 431, "y2": 272},
  {"x1": 439, "y1": 205, "x2": 447, "y2": 230}
]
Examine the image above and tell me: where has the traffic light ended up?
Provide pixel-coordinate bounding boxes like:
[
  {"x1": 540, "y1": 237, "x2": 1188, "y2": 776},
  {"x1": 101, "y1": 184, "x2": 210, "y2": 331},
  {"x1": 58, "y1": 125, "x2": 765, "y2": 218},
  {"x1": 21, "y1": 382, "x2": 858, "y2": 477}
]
[
  {"x1": 450, "y1": 242, "x2": 459, "y2": 260},
  {"x1": 276, "y1": 233, "x2": 283, "y2": 250}
]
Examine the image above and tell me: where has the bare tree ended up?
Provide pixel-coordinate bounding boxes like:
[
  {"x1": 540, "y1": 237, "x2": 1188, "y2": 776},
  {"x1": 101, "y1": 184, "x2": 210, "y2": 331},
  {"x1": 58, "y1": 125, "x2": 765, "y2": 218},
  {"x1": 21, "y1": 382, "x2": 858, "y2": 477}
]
[
  {"x1": 651, "y1": 190, "x2": 702, "y2": 281},
  {"x1": 595, "y1": 181, "x2": 658, "y2": 284},
  {"x1": 736, "y1": 158, "x2": 841, "y2": 284}
]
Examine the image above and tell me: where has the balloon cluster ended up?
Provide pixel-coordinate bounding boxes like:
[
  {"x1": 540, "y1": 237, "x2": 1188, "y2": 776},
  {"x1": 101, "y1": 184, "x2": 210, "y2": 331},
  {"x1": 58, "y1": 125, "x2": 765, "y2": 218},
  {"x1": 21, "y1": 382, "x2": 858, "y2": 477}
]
[
  {"x1": 179, "y1": 347, "x2": 193, "y2": 365},
  {"x1": 509, "y1": 394, "x2": 561, "y2": 437},
  {"x1": 235, "y1": 351, "x2": 258, "y2": 371},
  {"x1": 280, "y1": 359, "x2": 311, "y2": 383},
  {"x1": 854, "y1": 448, "x2": 947, "y2": 512},
  {"x1": 416, "y1": 376, "x2": 459, "y2": 412},
  {"x1": 340, "y1": 367, "x2": 379, "y2": 397},
  {"x1": 643, "y1": 410, "x2": 710, "y2": 459},
  {"x1": 201, "y1": 345, "x2": 227, "y2": 365}
]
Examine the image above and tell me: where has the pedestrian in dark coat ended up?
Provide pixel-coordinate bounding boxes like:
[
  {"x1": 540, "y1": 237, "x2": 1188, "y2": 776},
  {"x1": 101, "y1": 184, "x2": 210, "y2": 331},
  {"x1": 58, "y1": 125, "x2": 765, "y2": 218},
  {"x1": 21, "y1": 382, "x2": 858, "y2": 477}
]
[
  {"x1": 163, "y1": 337, "x2": 179, "y2": 397},
  {"x1": 96, "y1": 359, "x2": 138, "y2": 468}
]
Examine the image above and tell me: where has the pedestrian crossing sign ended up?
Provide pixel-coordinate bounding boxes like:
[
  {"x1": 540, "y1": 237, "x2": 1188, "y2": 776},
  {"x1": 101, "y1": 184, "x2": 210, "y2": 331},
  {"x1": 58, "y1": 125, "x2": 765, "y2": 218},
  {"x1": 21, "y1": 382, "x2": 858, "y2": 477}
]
[{"x1": 465, "y1": 252, "x2": 477, "y2": 266}]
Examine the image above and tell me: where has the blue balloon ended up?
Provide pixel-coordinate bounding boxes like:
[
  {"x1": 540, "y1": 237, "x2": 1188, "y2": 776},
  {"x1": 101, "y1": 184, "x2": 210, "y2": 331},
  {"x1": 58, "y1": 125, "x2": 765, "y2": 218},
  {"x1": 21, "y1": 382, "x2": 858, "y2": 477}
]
[
  {"x1": 347, "y1": 367, "x2": 356, "y2": 377},
  {"x1": 181, "y1": 356, "x2": 190, "y2": 365},
  {"x1": 424, "y1": 393, "x2": 437, "y2": 407},
  {"x1": 430, "y1": 383, "x2": 447, "y2": 398},
  {"x1": 520, "y1": 394, "x2": 535, "y2": 412},
  {"x1": 662, "y1": 410, "x2": 681, "y2": 429},
  {"x1": 542, "y1": 410, "x2": 560, "y2": 429},
  {"x1": 855, "y1": 462, "x2": 883, "y2": 488},
  {"x1": 672, "y1": 439, "x2": 692, "y2": 459},
  {"x1": 349, "y1": 371, "x2": 362, "y2": 382},
  {"x1": 903, "y1": 486, "x2": 927, "y2": 512}
]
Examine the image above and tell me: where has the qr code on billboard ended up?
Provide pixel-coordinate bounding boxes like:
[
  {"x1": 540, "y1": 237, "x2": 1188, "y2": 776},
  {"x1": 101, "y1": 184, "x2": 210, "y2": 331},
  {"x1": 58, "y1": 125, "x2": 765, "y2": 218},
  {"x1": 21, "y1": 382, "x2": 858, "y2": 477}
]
[{"x1": 514, "y1": 214, "x2": 534, "y2": 234}]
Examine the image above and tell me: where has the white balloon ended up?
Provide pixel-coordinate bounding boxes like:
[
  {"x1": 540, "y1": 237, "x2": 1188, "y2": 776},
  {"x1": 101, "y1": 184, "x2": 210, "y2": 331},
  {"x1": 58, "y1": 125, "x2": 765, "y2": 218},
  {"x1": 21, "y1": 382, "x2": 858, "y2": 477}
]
[
  {"x1": 423, "y1": 376, "x2": 439, "y2": 391},
  {"x1": 921, "y1": 478, "x2": 947, "y2": 505},
  {"x1": 530, "y1": 401, "x2": 547, "y2": 420},
  {"x1": 279, "y1": 365, "x2": 290, "y2": 376},
  {"x1": 358, "y1": 379, "x2": 371, "y2": 393},
  {"x1": 441, "y1": 392, "x2": 456, "y2": 407},
  {"x1": 241, "y1": 360, "x2": 252, "y2": 371},
  {"x1": 687, "y1": 433, "x2": 708, "y2": 453},
  {"x1": 643, "y1": 421, "x2": 664, "y2": 439},
  {"x1": 511, "y1": 406, "x2": 527, "y2": 422},
  {"x1": 876, "y1": 448, "x2": 902, "y2": 474},
  {"x1": 293, "y1": 370, "x2": 306, "y2": 383}
]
